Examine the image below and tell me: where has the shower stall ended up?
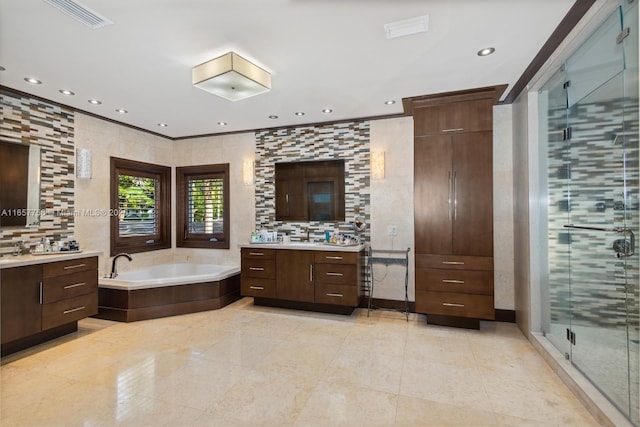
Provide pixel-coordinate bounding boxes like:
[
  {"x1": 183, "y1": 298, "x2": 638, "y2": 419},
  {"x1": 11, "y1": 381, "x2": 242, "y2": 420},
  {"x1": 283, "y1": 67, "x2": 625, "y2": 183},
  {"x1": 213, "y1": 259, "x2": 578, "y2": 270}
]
[{"x1": 539, "y1": 1, "x2": 639, "y2": 424}]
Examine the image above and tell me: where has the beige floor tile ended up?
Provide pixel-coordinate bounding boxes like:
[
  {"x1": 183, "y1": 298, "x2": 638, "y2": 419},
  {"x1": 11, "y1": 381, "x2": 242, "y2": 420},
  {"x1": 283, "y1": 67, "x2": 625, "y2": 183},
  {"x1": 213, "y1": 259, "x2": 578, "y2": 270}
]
[
  {"x1": 395, "y1": 394, "x2": 500, "y2": 426},
  {"x1": 324, "y1": 349, "x2": 404, "y2": 394}
]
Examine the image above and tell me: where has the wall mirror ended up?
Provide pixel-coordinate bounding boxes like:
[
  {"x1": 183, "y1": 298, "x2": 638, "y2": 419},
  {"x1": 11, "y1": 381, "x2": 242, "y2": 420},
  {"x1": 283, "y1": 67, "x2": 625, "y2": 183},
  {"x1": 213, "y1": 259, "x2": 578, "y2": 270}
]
[
  {"x1": 275, "y1": 159, "x2": 345, "y2": 222},
  {"x1": 0, "y1": 141, "x2": 41, "y2": 227}
]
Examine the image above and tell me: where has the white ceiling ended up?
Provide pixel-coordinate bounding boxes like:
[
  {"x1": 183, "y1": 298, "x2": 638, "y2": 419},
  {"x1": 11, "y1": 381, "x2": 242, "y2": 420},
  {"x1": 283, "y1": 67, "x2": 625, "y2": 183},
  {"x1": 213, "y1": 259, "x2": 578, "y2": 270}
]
[{"x1": 0, "y1": 0, "x2": 576, "y2": 139}]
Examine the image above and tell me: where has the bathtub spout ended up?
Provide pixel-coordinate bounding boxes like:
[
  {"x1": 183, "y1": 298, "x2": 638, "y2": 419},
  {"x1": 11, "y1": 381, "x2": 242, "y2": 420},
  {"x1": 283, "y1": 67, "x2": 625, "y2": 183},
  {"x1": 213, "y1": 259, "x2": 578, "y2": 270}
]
[{"x1": 110, "y1": 253, "x2": 133, "y2": 279}]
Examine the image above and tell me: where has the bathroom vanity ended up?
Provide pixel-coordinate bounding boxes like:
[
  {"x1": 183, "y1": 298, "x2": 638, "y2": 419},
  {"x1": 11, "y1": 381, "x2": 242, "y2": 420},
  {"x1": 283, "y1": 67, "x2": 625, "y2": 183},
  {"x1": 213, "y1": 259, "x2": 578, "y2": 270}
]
[
  {"x1": 240, "y1": 242, "x2": 365, "y2": 314},
  {"x1": 0, "y1": 251, "x2": 101, "y2": 355}
]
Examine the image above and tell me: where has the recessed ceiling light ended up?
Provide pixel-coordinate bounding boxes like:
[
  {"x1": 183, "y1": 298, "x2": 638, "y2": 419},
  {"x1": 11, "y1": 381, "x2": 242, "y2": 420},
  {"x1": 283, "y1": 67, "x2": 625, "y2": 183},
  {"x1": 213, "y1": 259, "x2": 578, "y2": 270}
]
[
  {"x1": 384, "y1": 100, "x2": 396, "y2": 105},
  {"x1": 477, "y1": 47, "x2": 495, "y2": 56},
  {"x1": 295, "y1": 112, "x2": 305, "y2": 116},
  {"x1": 24, "y1": 77, "x2": 42, "y2": 85},
  {"x1": 59, "y1": 89, "x2": 75, "y2": 96},
  {"x1": 88, "y1": 99, "x2": 102, "y2": 105},
  {"x1": 0, "y1": 66, "x2": 6, "y2": 71},
  {"x1": 322, "y1": 108, "x2": 333, "y2": 114},
  {"x1": 115, "y1": 108, "x2": 128, "y2": 114},
  {"x1": 268, "y1": 115, "x2": 279, "y2": 119},
  {"x1": 158, "y1": 123, "x2": 168, "y2": 127},
  {"x1": 217, "y1": 121, "x2": 227, "y2": 126}
]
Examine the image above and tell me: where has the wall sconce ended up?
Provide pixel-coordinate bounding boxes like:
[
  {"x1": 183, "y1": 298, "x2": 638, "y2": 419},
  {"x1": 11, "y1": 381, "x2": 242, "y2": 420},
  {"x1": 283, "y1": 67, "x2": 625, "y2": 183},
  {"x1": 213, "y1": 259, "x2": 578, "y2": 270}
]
[
  {"x1": 243, "y1": 159, "x2": 254, "y2": 186},
  {"x1": 371, "y1": 150, "x2": 385, "y2": 180},
  {"x1": 76, "y1": 148, "x2": 92, "y2": 179}
]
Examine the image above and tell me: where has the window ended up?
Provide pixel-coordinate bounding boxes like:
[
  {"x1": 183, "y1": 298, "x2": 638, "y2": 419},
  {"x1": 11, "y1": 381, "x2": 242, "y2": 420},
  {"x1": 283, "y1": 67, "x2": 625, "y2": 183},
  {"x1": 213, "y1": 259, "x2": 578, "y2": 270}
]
[
  {"x1": 177, "y1": 164, "x2": 230, "y2": 249},
  {"x1": 110, "y1": 157, "x2": 171, "y2": 255}
]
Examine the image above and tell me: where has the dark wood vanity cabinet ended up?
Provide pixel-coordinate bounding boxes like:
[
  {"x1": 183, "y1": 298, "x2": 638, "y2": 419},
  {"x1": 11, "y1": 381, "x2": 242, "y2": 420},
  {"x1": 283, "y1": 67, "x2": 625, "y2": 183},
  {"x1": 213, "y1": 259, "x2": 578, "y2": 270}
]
[
  {"x1": 1, "y1": 255, "x2": 99, "y2": 355},
  {"x1": 409, "y1": 86, "x2": 504, "y2": 327},
  {"x1": 241, "y1": 247, "x2": 364, "y2": 312}
]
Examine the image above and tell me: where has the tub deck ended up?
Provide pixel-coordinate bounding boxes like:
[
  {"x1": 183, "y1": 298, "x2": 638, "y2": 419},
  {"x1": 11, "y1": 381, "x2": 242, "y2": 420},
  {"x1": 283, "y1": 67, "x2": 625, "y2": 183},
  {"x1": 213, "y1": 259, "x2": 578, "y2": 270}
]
[{"x1": 96, "y1": 274, "x2": 241, "y2": 322}]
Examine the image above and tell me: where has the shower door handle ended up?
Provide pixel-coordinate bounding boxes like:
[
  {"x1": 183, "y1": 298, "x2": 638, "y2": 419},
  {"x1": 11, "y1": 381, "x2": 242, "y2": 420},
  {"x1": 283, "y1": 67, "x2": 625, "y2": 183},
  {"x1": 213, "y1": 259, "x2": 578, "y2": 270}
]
[{"x1": 563, "y1": 224, "x2": 635, "y2": 258}]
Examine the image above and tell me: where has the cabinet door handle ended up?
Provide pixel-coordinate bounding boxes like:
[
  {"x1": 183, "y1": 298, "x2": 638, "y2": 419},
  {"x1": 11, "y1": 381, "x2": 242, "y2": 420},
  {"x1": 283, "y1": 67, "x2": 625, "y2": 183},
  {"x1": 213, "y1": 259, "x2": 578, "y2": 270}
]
[
  {"x1": 326, "y1": 293, "x2": 344, "y2": 297},
  {"x1": 442, "y1": 261, "x2": 464, "y2": 265},
  {"x1": 64, "y1": 282, "x2": 86, "y2": 289},
  {"x1": 249, "y1": 286, "x2": 265, "y2": 290},
  {"x1": 442, "y1": 279, "x2": 465, "y2": 284},
  {"x1": 249, "y1": 267, "x2": 265, "y2": 271},
  {"x1": 310, "y1": 265, "x2": 314, "y2": 282},
  {"x1": 326, "y1": 272, "x2": 344, "y2": 276},
  {"x1": 249, "y1": 252, "x2": 264, "y2": 256},
  {"x1": 442, "y1": 128, "x2": 464, "y2": 133},
  {"x1": 442, "y1": 302, "x2": 465, "y2": 308},
  {"x1": 453, "y1": 171, "x2": 458, "y2": 220},
  {"x1": 63, "y1": 306, "x2": 86, "y2": 314},
  {"x1": 39, "y1": 281, "x2": 43, "y2": 305},
  {"x1": 63, "y1": 263, "x2": 86, "y2": 270},
  {"x1": 326, "y1": 256, "x2": 343, "y2": 260},
  {"x1": 448, "y1": 171, "x2": 452, "y2": 221}
]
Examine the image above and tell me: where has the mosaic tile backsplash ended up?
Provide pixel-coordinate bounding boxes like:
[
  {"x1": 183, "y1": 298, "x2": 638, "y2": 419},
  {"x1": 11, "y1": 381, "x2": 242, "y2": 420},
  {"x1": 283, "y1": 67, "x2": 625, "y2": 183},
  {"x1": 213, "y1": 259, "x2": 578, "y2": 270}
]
[
  {"x1": 0, "y1": 89, "x2": 76, "y2": 255},
  {"x1": 254, "y1": 121, "x2": 370, "y2": 243},
  {"x1": 546, "y1": 97, "x2": 639, "y2": 329}
]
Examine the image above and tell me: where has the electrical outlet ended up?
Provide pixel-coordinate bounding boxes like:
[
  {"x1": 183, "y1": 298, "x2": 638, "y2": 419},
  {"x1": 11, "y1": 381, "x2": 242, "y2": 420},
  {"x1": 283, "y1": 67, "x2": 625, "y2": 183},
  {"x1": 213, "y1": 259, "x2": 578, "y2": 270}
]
[{"x1": 387, "y1": 225, "x2": 398, "y2": 236}]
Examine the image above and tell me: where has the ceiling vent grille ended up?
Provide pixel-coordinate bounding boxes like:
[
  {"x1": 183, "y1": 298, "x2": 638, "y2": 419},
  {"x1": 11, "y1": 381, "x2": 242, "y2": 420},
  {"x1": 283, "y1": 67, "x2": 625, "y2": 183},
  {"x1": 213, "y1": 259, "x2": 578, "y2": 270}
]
[
  {"x1": 384, "y1": 15, "x2": 429, "y2": 39},
  {"x1": 43, "y1": 0, "x2": 113, "y2": 29}
]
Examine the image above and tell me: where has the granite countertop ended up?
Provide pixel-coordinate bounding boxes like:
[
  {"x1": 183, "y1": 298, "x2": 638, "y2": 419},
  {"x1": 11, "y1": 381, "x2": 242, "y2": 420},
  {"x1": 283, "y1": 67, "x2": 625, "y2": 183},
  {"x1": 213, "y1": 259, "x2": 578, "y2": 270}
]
[
  {"x1": 0, "y1": 250, "x2": 103, "y2": 269},
  {"x1": 239, "y1": 242, "x2": 366, "y2": 252}
]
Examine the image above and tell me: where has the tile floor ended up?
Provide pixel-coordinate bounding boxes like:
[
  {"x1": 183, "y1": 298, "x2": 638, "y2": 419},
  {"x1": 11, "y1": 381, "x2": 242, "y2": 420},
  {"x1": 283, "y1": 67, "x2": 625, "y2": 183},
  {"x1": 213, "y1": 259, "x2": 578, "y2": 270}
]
[{"x1": 1, "y1": 298, "x2": 599, "y2": 426}]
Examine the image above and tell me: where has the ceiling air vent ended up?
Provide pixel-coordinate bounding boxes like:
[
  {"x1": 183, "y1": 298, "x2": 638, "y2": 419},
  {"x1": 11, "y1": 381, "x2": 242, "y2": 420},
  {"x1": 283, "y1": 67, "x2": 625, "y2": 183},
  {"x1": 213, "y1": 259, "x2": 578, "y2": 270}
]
[
  {"x1": 43, "y1": 0, "x2": 113, "y2": 29},
  {"x1": 384, "y1": 15, "x2": 429, "y2": 39}
]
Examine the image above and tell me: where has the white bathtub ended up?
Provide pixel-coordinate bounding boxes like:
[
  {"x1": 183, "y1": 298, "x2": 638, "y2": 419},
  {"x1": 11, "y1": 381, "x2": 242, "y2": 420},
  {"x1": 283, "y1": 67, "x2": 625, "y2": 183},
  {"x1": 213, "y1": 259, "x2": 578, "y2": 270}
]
[{"x1": 99, "y1": 263, "x2": 240, "y2": 290}]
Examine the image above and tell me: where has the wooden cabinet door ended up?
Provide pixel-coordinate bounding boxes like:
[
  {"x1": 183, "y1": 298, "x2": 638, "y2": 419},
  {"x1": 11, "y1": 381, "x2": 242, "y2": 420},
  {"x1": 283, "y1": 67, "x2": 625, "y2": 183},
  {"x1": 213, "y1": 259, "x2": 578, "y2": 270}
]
[
  {"x1": 276, "y1": 250, "x2": 314, "y2": 302},
  {"x1": 1, "y1": 265, "x2": 42, "y2": 343},
  {"x1": 275, "y1": 165, "x2": 305, "y2": 220},
  {"x1": 452, "y1": 131, "x2": 493, "y2": 256},
  {"x1": 414, "y1": 134, "x2": 453, "y2": 255}
]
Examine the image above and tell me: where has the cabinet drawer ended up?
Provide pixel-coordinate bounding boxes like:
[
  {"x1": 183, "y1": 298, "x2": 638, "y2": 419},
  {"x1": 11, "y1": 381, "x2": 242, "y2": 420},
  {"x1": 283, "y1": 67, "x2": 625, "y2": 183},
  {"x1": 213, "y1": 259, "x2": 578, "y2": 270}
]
[
  {"x1": 315, "y1": 264, "x2": 356, "y2": 285},
  {"x1": 241, "y1": 260, "x2": 276, "y2": 279},
  {"x1": 415, "y1": 269, "x2": 493, "y2": 295},
  {"x1": 314, "y1": 284, "x2": 358, "y2": 306},
  {"x1": 414, "y1": 99, "x2": 493, "y2": 135},
  {"x1": 241, "y1": 248, "x2": 275, "y2": 260},
  {"x1": 314, "y1": 251, "x2": 357, "y2": 265},
  {"x1": 43, "y1": 269, "x2": 97, "y2": 303},
  {"x1": 416, "y1": 254, "x2": 493, "y2": 271},
  {"x1": 415, "y1": 291, "x2": 494, "y2": 319},
  {"x1": 43, "y1": 256, "x2": 98, "y2": 278},
  {"x1": 42, "y1": 292, "x2": 98, "y2": 330},
  {"x1": 241, "y1": 278, "x2": 276, "y2": 298}
]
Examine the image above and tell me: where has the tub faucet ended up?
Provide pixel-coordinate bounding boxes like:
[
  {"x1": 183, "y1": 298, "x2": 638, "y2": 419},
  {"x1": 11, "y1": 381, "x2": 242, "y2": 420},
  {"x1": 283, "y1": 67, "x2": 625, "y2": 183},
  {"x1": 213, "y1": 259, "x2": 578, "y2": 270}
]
[{"x1": 110, "y1": 253, "x2": 133, "y2": 278}]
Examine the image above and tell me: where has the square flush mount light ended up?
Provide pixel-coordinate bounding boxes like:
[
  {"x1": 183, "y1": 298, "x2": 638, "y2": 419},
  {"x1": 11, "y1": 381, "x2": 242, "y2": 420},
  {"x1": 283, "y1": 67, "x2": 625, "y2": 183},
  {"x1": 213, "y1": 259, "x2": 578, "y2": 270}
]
[{"x1": 192, "y1": 52, "x2": 271, "y2": 101}]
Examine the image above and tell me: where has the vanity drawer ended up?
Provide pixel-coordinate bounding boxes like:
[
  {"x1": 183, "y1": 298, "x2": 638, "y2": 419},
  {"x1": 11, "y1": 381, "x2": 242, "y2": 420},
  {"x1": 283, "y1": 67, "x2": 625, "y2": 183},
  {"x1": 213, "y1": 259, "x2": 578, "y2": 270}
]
[
  {"x1": 415, "y1": 269, "x2": 493, "y2": 295},
  {"x1": 314, "y1": 284, "x2": 358, "y2": 306},
  {"x1": 241, "y1": 278, "x2": 276, "y2": 298},
  {"x1": 43, "y1": 256, "x2": 98, "y2": 278},
  {"x1": 241, "y1": 248, "x2": 276, "y2": 260},
  {"x1": 42, "y1": 292, "x2": 98, "y2": 330},
  {"x1": 42, "y1": 269, "x2": 98, "y2": 303},
  {"x1": 315, "y1": 263, "x2": 357, "y2": 285},
  {"x1": 314, "y1": 251, "x2": 357, "y2": 265},
  {"x1": 241, "y1": 259, "x2": 276, "y2": 279},
  {"x1": 415, "y1": 291, "x2": 494, "y2": 319},
  {"x1": 416, "y1": 254, "x2": 492, "y2": 271}
]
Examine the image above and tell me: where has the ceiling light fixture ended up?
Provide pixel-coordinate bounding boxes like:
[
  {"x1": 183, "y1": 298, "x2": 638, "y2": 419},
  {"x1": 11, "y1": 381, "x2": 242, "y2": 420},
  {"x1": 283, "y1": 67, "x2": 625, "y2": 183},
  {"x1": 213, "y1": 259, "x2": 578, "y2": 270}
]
[
  {"x1": 217, "y1": 121, "x2": 227, "y2": 126},
  {"x1": 24, "y1": 77, "x2": 42, "y2": 85},
  {"x1": 192, "y1": 52, "x2": 271, "y2": 101},
  {"x1": 0, "y1": 66, "x2": 6, "y2": 71},
  {"x1": 477, "y1": 47, "x2": 495, "y2": 56},
  {"x1": 59, "y1": 89, "x2": 75, "y2": 95},
  {"x1": 322, "y1": 109, "x2": 333, "y2": 113},
  {"x1": 158, "y1": 123, "x2": 168, "y2": 127},
  {"x1": 384, "y1": 15, "x2": 429, "y2": 39},
  {"x1": 384, "y1": 100, "x2": 396, "y2": 105},
  {"x1": 88, "y1": 99, "x2": 102, "y2": 105},
  {"x1": 295, "y1": 112, "x2": 305, "y2": 116},
  {"x1": 268, "y1": 115, "x2": 279, "y2": 119},
  {"x1": 115, "y1": 109, "x2": 128, "y2": 114}
]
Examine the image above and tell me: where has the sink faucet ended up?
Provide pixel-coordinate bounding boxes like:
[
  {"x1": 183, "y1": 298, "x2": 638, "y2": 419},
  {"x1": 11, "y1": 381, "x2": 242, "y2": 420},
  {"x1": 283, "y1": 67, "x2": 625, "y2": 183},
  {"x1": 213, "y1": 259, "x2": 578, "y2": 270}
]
[{"x1": 110, "y1": 253, "x2": 132, "y2": 278}]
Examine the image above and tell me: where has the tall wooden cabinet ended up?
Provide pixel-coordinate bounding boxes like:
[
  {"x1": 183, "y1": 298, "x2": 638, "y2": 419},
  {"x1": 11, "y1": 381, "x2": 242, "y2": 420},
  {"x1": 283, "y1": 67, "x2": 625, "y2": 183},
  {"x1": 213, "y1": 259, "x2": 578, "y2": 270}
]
[{"x1": 407, "y1": 86, "x2": 505, "y2": 329}]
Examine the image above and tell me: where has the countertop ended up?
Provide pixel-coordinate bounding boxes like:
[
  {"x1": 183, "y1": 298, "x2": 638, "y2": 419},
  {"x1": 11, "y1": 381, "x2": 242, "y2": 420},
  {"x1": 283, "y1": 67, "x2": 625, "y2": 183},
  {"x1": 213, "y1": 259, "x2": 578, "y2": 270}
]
[
  {"x1": 239, "y1": 242, "x2": 366, "y2": 253},
  {"x1": 0, "y1": 251, "x2": 103, "y2": 269}
]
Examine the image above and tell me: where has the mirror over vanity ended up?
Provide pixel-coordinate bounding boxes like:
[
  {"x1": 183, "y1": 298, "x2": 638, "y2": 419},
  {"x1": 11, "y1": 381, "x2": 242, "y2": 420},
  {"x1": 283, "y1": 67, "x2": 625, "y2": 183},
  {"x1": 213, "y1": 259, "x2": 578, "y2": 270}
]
[
  {"x1": 0, "y1": 141, "x2": 41, "y2": 227},
  {"x1": 275, "y1": 159, "x2": 345, "y2": 222}
]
